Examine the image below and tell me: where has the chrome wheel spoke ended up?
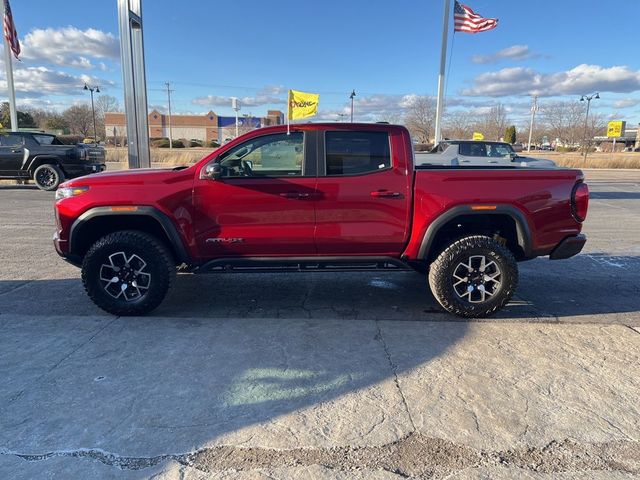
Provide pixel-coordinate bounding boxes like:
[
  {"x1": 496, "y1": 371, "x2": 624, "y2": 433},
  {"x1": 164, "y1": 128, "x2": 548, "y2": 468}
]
[
  {"x1": 99, "y1": 251, "x2": 151, "y2": 301},
  {"x1": 453, "y1": 254, "x2": 502, "y2": 304}
]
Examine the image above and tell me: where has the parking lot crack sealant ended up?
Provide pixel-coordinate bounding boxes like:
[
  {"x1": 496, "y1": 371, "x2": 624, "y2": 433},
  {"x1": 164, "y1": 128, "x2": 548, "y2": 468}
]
[{"x1": 374, "y1": 320, "x2": 417, "y2": 432}]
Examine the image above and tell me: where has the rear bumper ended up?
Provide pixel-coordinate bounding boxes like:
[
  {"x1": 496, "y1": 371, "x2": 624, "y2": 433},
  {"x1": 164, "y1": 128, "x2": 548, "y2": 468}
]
[
  {"x1": 549, "y1": 234, "x2": 586, "y2": 260},
  {"x1": 64, "y1": 162, "x2": 106, "y2": 179}
]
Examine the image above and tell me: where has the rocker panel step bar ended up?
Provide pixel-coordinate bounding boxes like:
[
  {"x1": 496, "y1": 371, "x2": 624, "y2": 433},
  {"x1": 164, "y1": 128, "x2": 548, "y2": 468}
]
[{"x1": 194, "y1": 256, "x2": 412, "y2": 274}]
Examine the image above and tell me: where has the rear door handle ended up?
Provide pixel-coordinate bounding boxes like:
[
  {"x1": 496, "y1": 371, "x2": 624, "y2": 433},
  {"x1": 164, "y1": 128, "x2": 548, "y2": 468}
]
[
  {"x1": 11, "y1": 149, "x2": 22, "y2": 153},
  {"x1": 370, "y1": 190, "x2": 402, "y2": 198}
]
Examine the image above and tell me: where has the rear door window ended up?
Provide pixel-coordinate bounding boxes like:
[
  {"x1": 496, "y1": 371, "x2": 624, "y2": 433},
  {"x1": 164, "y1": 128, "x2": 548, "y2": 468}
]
[
  {"x1": 459, "y1": 142, "x2": 487, "y2": 157},
  {"x1": 325, "y1": 131, "x2": 391, "y2": 175}
]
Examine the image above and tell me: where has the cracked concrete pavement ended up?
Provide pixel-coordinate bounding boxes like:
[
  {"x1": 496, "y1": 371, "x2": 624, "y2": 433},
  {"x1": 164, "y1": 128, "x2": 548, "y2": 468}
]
[{"x1": 0, "y1": 169, "x2": 639, "y2": 479}]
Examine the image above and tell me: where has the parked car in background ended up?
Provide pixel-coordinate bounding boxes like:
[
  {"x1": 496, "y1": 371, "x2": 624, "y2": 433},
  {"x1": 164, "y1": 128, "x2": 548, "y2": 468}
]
[
  {"x1": 416, "y1": 140, "x2": 556, "y2": 168},
  {"x1": 0, "y1": 132, "x2": 105, "y2": 190}
]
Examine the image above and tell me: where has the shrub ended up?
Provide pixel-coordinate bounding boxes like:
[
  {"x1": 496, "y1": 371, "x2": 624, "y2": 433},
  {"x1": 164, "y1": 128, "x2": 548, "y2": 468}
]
[
  {"x1": 57, "y1": 134, "x2": 84, "y2": 145},
  {"x1": 150, "y1": 137, "x2": 170, "y2": 148},
  {"x1": 207, "y1": 140, "x2": 221, "y2": 148}
]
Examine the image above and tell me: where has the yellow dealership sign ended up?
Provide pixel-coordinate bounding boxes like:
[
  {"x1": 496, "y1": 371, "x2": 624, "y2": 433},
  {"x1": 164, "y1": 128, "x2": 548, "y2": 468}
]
[
  {"x1": 472, "y1": 132, "x2": 484, "y2": 140},
  {"x1": 288, "y1": 89, "x2": 320, "y2": 121},
  {"x1": 606, "y1": 121, "x2": 626, "y2": 138}
]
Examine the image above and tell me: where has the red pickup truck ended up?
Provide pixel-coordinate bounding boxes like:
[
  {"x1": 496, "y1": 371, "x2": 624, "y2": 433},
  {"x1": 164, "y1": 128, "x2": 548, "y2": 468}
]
[{"x1": 53, "y1": 123, "x2": 588, "y2": 318}]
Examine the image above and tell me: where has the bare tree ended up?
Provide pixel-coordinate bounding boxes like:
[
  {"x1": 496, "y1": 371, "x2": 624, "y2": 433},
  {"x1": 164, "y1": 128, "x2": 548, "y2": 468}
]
[
  {"x1": 475, "y1": 104, "x2": 509, "y2": 141},
  {"x1": 404, "y1": 96, "x2": 436, "y2": 143},
  {"x1": 95, "y1": 95, "x2": 120, "y2": 117},
  {"x1": 375, "y1": 112, "x2": 403, "y2": 125},
  {"x1": 20, "y1": 107, "x2": 51, "y2": 129},
  {"x1": 63, "y1": 104, "x2": 94, "y2": 138},
  {"x1": 540, "y1": 101, "x2": 585, "y2": 146},
  {"x1": 442, "y1": 111, "x2": 474, "y2": 140}
]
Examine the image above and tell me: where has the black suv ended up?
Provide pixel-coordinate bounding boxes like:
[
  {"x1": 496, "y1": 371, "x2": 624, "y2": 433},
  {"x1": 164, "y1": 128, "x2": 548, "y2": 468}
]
[{"x1": 0, "y1": 132, "x2": 106, "y2": 190}]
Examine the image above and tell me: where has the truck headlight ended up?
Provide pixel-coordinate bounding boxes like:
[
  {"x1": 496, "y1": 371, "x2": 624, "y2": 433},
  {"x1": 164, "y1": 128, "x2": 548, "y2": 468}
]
[{"x1": 55, "y1": 186, "x2": 90, "y2": 201}]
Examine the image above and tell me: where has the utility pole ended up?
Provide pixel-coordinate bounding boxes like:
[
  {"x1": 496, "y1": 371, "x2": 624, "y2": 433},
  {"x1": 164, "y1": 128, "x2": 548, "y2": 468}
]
[
  {"x1": 527, "y1": 95, "x2": 538, "y2": 153},
  {"x1": 580, "y1": 92, "x2": 599, "y2": 162},
  {"x1": 350, "y1": 90, "x2": 356, "y2": 122},
  {"x1": 165, "y1": 82, "x2": 173, "y2": 148}
]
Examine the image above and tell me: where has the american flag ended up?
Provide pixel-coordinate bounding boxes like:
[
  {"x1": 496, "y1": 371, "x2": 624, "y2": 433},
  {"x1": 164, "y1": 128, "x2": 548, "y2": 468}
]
[
  {"x1": 454, "y1": 1, "x2": 498, "y2": 34},
  {"x1": 3, "y1": 0, "x2": 20, "y2": 59}
]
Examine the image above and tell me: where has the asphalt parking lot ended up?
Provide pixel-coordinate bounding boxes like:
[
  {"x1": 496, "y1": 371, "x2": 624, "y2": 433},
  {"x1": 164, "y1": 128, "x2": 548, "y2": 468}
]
[{"x1": 0, "y1": 169, "x2": 639, "y2": 479}]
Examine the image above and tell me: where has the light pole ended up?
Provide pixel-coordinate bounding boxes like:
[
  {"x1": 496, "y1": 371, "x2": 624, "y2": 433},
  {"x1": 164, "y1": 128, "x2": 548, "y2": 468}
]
[
  {"x1": 580, "y1": 92, "x2": 599, "y2": 161},
  {"x1": 83, "y1": 84, "x2": 100, "y2": 142},
  {"x1": 527, "y1": 95, "x2": 538, "y2": 153},
  {"x1": 231, "y1": 97, "x2": 240, "y2": 138},
  {"x1": 349, "y1": 90, "x2": 356, "y2": 122}
]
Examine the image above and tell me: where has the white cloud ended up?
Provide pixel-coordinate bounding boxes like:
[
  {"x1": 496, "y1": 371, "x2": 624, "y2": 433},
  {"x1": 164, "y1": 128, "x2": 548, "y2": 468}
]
[
  {"x1": 471, "y1": 45, "x2": 539, "y2": 64},
  {"x1": 192, "y1": 85, "x2": 286, "y2": 107},
  {"x1": 461, "y1": 64, "x2": 640, "y2": 97},
  {"x1": 20, "y1": 27, "x2": 119, "y2": 69},
  {"x1": 0, "y1": 65, "x2": 111, "y2": 97},
  {"x1": 613, "y1": 98, "x2": 640, "y2": 109}
]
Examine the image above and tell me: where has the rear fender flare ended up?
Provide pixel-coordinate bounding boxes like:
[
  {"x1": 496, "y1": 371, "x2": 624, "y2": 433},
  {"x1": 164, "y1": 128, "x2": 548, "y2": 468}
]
[
  {"x1": 27, "y1": 155, "x2": 63, "y2": 174},
  {"x1": 417, "y1": 205, "x2": 533, "y2": 260}
]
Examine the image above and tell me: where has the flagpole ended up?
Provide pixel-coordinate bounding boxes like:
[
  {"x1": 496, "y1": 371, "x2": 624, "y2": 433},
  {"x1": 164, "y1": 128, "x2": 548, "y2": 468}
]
[
  {"x1": 1, "y1": 0, "x2": 18, "y2": 132},
  {"x1": 434, "y1": 0, "x2": 451, "y2": 143},
  {"x1": 287, "y1": 90, "x2": 290, "y2": 135}
]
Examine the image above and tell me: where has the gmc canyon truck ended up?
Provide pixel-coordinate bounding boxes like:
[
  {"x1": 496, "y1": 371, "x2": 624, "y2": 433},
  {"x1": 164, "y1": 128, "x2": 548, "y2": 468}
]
[
  {"x1": 53, "y1": 123, "x2": 589, "y2": 318},
  {"x1": 0, "y1": 131, "x2": 105, "y2": 190}
]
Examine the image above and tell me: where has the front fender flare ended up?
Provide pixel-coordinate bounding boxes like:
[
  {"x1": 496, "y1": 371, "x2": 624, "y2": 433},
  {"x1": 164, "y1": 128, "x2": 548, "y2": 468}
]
[{"x1": 68, "y1": 206, "x2": 191, "y2": 263}]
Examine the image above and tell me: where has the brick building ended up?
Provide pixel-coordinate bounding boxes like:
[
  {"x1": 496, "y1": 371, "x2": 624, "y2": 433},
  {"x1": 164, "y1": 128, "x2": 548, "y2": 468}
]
[{"x1": 104, "y1": 110, "x2": 284, "y2": 144}]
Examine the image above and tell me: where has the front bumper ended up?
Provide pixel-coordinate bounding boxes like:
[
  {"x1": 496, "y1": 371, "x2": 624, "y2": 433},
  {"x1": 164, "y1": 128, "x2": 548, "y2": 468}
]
[
  {"x1": 53, "y1": 231, "x2": 82, "y2": 267},
  {"x1": 549, "y1": 234, "x2": 587, "y2": 260}
]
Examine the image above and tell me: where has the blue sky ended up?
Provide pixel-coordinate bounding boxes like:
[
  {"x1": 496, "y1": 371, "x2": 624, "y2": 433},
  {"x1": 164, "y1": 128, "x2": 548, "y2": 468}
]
[{"x1": 2, "y1": 0, "x2": 639, "y2": 126}]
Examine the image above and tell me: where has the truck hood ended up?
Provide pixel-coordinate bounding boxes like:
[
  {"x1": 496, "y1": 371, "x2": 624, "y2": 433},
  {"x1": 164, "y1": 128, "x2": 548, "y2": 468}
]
[{"x1": 61, "y1": 166, "x2": 193, "y2": 187}]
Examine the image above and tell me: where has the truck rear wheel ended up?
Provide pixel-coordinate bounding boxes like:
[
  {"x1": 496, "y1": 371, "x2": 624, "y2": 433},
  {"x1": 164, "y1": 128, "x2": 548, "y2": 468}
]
[
  {"x1": 81, "y1": 231, "x2": 176, "y2": 316},
  {"x1": 33, "y1": 164, "x2": 64, "y2": 191},
  {"x1": 428, "y1": 235, "x2": 518, "y2": 318}
]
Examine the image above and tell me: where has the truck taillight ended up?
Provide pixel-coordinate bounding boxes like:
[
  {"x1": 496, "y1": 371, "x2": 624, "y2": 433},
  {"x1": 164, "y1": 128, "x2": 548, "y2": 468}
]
[{"x1": 571, "y1": 182, "x2": 589, "y2": 222}]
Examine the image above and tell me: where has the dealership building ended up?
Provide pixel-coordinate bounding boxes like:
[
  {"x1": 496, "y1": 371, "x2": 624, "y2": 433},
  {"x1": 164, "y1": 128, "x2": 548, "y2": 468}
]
[{"x1": 104, "y1": 109, "x2": 284, "y2": 144}]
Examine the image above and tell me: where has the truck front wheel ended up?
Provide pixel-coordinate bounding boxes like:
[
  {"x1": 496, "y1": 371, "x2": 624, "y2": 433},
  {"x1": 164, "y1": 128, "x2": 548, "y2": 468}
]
[
  {"x1": 82, "y1": 231, "x2": 176, "y2": 316},
  {"x1": 428, "y1": 235, "x2": 518, "y2": 318}
]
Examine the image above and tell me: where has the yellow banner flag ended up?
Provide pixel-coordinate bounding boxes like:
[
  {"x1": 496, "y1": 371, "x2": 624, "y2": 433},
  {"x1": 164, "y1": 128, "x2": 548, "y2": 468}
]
[{"x1": 288, "y1": 89, "x2": 319, "y2": 121}]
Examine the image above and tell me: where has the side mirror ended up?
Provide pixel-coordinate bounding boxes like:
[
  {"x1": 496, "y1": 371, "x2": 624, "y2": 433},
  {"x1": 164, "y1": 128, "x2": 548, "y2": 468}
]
[
  {"x1": 509, "y1": 152, "x2": 518, "y2": 161},
  {"x1": 202, "y1": 163, "x2": 222, "y2": 180}
]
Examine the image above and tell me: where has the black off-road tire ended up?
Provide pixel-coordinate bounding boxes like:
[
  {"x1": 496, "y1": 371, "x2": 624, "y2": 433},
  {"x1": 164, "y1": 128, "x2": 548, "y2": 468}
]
[
  {"x1": 82, "y1": 231, "x2": 176, "y2": 316},
  {"x1": 33, "y1": 164, "x2": 64, "y2": 191},
  {"x1": 428, "y1": 235, "x2": 518, "y2": 318}
]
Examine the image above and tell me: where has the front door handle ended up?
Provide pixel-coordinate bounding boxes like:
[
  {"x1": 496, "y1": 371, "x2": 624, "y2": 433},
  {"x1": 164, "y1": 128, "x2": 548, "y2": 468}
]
[
  {"x1": 11, "y1": 149, "x2": 22, "y2": 153},
  {"x1": 371, "y1": 190, "x2": 402, "y2": 198},
  {"x1": 279, "y1": 191, "x2": 314, "y2": 199}
]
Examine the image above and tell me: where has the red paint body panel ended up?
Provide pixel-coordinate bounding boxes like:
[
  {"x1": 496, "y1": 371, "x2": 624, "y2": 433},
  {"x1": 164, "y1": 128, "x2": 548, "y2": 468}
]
[{"x1": 54, "y1": 123, "x2": 586, "y2": 265}]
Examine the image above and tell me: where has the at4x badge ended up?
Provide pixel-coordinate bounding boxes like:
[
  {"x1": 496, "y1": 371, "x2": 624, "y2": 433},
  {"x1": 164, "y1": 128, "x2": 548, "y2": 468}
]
[{"x1": 206, "y1": 238, "x2": 244, "y2": 244}]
